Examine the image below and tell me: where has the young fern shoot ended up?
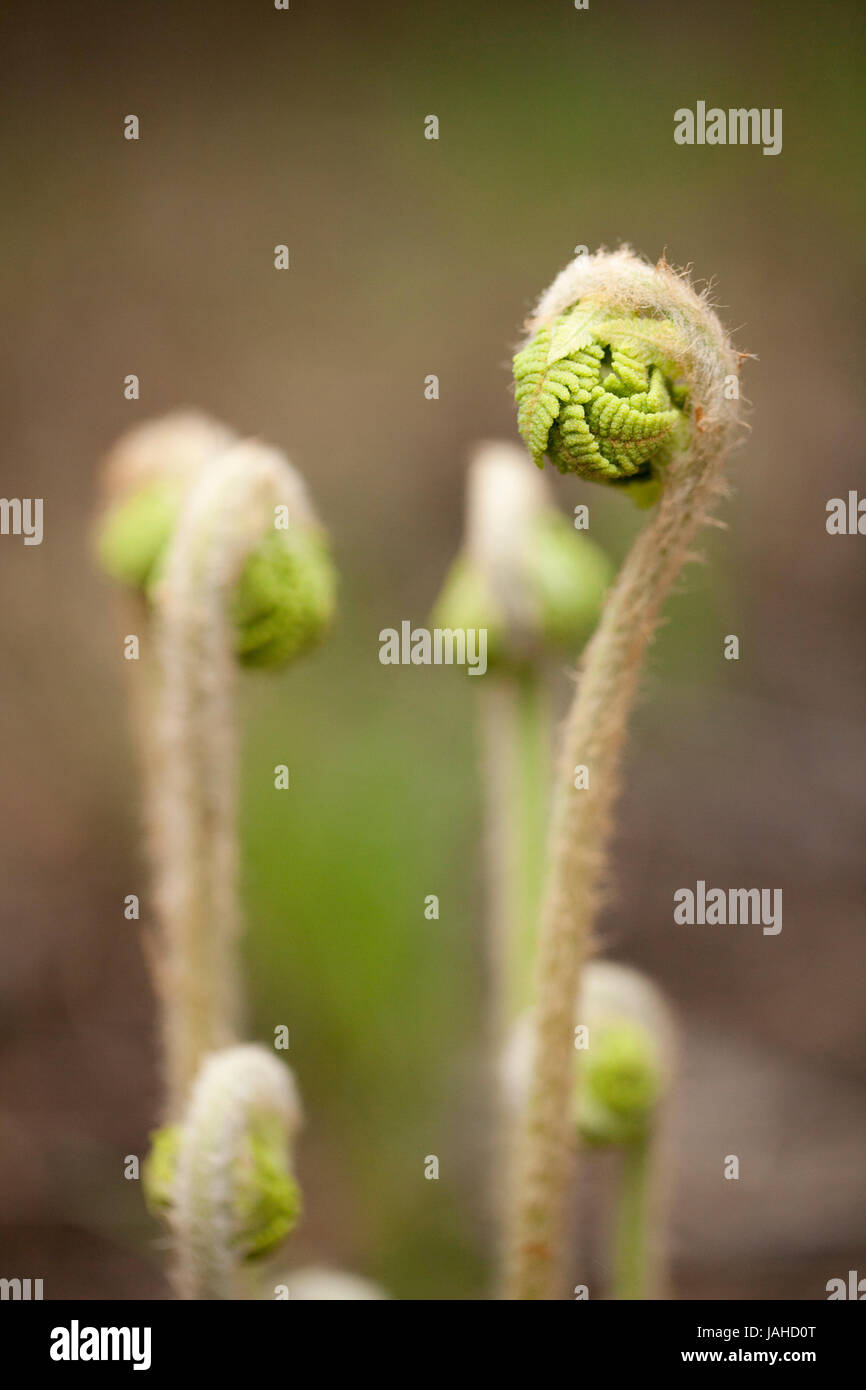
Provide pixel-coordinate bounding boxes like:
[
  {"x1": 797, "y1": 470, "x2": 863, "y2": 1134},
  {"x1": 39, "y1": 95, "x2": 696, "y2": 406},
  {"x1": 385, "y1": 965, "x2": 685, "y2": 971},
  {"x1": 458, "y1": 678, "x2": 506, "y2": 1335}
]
[
  {"x1": 505, "y1": 247, "x2": 743, "y2": 1299},
  {"x1": 96, "y1": 414, "x2": 336, "y2": 1295},
  {"x1": 157, "y1": 1045, "x2": 302, "y2": 1300},
  {"x1": 504, "y1": 960, "x2": 674, "y2": 1300},
  {"x1": 573, "y1": 962, "x2": 674, "y2": 1300}
]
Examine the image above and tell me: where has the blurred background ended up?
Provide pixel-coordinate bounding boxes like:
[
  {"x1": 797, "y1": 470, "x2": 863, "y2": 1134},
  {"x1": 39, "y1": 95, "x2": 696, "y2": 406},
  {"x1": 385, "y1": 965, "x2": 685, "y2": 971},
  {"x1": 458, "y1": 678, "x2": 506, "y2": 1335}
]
[{"x1": 0, "y1": 0, "x2": 863, "y2": 1299}]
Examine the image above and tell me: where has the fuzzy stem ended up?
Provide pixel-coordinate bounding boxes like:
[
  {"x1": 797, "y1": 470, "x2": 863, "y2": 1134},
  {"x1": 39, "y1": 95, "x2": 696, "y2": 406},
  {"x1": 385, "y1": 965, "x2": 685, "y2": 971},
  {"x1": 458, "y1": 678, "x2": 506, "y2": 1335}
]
[
  {"x1": 148, "y1": 450, "x2": 292, "y2": 1119},
  {"x1": 612, "y1": 1132, "x2": 653, "y2": 1300},
  {"x1": 480, "y1": 668, "x2": 551, "y2": 1281},
  {"x1": 511, "y1": 669, "x2": 551, "y2": 1016},
  {"x1": 479, "y1": 669, "x2": 551, "y2": 1029},
  {"x1": 504, "y1": 454, "x2": 727, "y2": 1299}
]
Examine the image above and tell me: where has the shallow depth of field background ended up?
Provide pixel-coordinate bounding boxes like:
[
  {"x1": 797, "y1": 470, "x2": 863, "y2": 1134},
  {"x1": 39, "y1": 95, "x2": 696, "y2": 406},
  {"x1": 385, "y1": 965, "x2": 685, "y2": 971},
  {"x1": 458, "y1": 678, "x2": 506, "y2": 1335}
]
[{"x1": 0, "y1": 0, "x2": 863, "y2": 1299}]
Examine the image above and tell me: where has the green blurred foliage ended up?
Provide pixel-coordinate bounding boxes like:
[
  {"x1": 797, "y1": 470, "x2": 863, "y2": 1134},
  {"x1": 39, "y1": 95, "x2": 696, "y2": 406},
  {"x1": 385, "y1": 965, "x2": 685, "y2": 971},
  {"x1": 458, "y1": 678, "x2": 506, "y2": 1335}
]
[{"x1": 240, "y1": 600, "x2": 486, "y2": 1296}]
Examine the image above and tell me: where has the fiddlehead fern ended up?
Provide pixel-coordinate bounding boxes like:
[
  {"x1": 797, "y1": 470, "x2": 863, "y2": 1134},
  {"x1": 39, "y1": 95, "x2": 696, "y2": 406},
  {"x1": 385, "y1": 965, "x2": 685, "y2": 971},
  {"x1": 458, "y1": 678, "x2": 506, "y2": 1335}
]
[
  {"x1": 505, "y1": 247, "x2": 742, "y2": 1300},
  {"x1": 144, "y1": 1045, "x2": 303, "y2": 1300},
  {"x1": 97, "y1": 414, "x2": 336, "y2": 669},
  {"x1": 503, "y1": 960, "x2": 674, "y2": 1299},
  {"x1": 433, "y1": 441, "x2": 611, "y2": 671},
  {"x1": 515, "y1": 311, "x2": 689, "y2": 498},
  {"x1": 97, "y1": 416, "x2": 335, "y2": 1299}
]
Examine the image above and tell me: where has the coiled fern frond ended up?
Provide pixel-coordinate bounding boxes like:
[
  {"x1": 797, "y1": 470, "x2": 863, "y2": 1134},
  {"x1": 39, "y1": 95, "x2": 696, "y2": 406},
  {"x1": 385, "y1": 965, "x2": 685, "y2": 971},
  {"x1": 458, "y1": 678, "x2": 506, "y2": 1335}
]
[{"x1": 514, "y1": 301, "x2": 693, "y2": 499}]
